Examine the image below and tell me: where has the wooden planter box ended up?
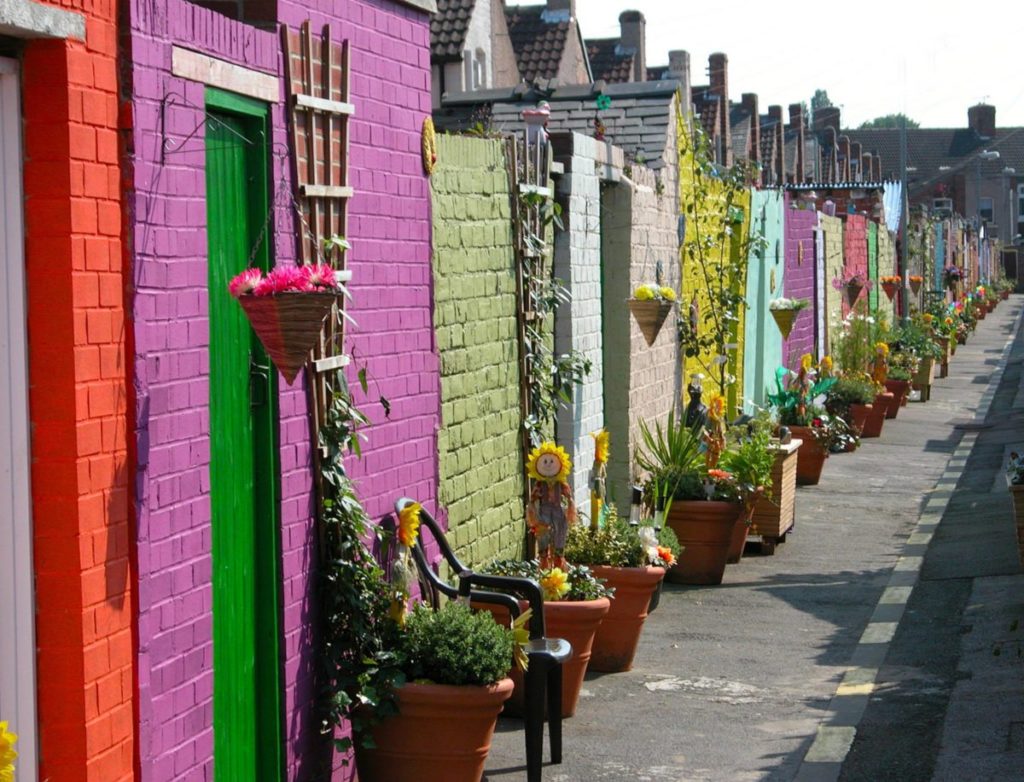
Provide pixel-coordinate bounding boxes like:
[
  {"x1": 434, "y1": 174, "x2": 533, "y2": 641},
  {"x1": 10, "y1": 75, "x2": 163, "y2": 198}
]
[
  {"x1": 749, "y1": 439, "x2": 801, "y2": 555},
  {"x1": 935, "y1": 336, "x2": 951, "y2": 378},
  {"x1": 912, "y1": 356, "x2": 936, "y2": 402}
]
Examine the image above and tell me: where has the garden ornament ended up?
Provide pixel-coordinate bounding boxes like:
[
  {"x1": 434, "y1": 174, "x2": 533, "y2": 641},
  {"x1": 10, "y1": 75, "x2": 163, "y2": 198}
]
[{"x1": 526, "y1": 442, "x2": 577, "y2": 569}]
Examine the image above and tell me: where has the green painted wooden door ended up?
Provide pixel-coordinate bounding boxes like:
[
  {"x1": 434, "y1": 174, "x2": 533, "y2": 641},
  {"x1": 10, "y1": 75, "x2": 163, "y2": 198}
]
[{"x1": 204, "y1": 90, "x2": 284, "y2": 782}]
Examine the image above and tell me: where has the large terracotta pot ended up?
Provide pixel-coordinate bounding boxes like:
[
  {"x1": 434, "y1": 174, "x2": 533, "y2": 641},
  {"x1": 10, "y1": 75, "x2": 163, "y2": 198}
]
[
  {"x1": 789, "y1": 425, "x2": 828, "y2": 485},
  {"x1": 847, "y1": 403, "x2": 872, "y2": 436},
  {"x1": 861, "y1": 393, "x2": 893, "y2": 438},
  {"x1": 589, "y1": 566, "x2": 664, "y2": 672},
  {"x1": 664, "y1": 500, "x2": 742, "y2": 585},
  {"x1": 1002, "y1": 290, "x2": 1010, "y2": 300},
  {"x1": 884, "y1": 380, "x2": 910, "y2": 418},
  {"x1": 726, "y1": 488, "x2": 763, "y2": 563},
  {"x1": 355, "y1": 678, "x2": 514, "y2": 782}
]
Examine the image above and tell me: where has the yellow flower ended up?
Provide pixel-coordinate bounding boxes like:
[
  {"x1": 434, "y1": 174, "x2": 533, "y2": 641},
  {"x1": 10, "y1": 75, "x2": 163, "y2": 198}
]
[
  {"x1": 539, "y1": 568, "x2": 571, "y2": 601},
  {"x1": 633, "y1": 285, "x2": 655, "y2": 301},
  {"x1": 945, "y1": 317, "x2": 954, "y2": 326},
  {"x1": 511, "y1": 608, "x2": 532, "y2": 671},
  {"x1": 659, "y1": 286, "x2": 677, "y2": 302},
  {"x1": 923, "y1": 313, "x2": 934, "y2": 323},
  {"x1": 875, "y1": 342, "x2": 890, "y2": 357},
  {"x1": 0, "y1": 722, "x2": 17, "y2": 782},
  {"x1": 591, "y1": 429, "x2": 610, "y2": 465},
  {"x1": 820, "y1": 355, "x2": 834, "y2": 375},
  {"x1": 526, "y1": 442, "x2": 572, "y2": 484},
  {"x1": 800, "y1": 353, "x2": 814, "y2": 371},
  {"x1": 707, "y1": 394, "x2": 726, "y2": 422},
  {"x1": 398, "y1": 502, "x2": 421, "y2": 548}
]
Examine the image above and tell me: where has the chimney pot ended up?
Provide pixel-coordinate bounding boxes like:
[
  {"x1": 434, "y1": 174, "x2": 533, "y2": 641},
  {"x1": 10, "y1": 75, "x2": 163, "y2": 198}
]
[
  {"x1": 708, "y1": 53, "x2": 731, "y2": 166},
  {"x1": 968, "y1": 103, "x2": 996, "y2": 139},
  {"x1": 546, "y1": 0, "x2": 575, "y2": 16},
  {"x1": 668, "y1": 50, "x2": 691, "y2": 116},
  {"x1": 618, "y1": 10, "x2": 646, "y2": 82}
]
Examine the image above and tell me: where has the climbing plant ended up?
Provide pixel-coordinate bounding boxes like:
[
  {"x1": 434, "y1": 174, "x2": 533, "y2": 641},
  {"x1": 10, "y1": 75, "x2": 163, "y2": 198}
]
[{"x1": 676, "y1": 120, "x2": 765, "y2": 406}]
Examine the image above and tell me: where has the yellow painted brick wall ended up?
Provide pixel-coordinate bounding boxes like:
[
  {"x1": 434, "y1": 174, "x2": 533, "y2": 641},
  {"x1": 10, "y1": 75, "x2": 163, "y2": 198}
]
[{"x1": 820, "y1": 213, "x2": 845, "y2": 354}]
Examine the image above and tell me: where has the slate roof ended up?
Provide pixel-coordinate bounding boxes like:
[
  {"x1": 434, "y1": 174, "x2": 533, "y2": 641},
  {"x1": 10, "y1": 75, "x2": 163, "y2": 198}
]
[
  {"x1": 505, "y1": 4, "x2": 572, "y2": 84},
  {"x1": 647, "y1": 65, "x2": 669, "y2": 82},
  {"x1": 691, "y1": 87, "x2": 719, "y2": 141},
  {"x1": 730, "y1": 104, "x2": 753, "y2": 162},
  {"x1": 783, "y1": 131, "x2": 818, "y2": 182},
  {"x1": 435, "y1": 80, "x2": 680, "y2": 170},
  {"x1": 431, "y1": 0, "x2": 476, "y2": 62},
  {"x1": 845, "y1": 126, "x2": 1024, "y2": 197},
  {"x1": 585, "y1": 38, "x2": 635, "y2": 84}
]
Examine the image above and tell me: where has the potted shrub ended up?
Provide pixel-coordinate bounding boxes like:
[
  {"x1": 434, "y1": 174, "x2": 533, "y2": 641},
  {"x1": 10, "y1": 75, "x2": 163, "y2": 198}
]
[
  {"x1": 826, "y1": 376, "x2": 876, "y2": 444},
  {"x1": 767, "y1": 354, "x2": 838, "y2": 486},
  {"x1": 355, "y1": 602, "x2": 517, "y2": 782},
  {"x1": 482, "y1": 560, "x2": 611, "y2": 717},
  {"x1": 635, "y1": 401, "x2": 744, "y2": 586},
  {"x1": 721, "y1": 417, "x2": 775, "y2": 562},
  {"x1": 892, "y1": 319, "x2": 943, "y2": 402},
  {"x1": 563, "y1": 517, "x2": 680, "y2": 672}
]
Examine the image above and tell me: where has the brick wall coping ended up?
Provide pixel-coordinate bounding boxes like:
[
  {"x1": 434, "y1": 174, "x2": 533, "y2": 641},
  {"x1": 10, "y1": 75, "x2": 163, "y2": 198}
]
[{"x1": 0, "y1": 0, "x2": 84, "y2": 39}]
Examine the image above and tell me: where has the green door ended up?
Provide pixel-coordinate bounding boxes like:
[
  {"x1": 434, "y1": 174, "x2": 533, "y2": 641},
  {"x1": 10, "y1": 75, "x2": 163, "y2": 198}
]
[{"x1": 204, "y1": 89, "x2": 284, "y2": 782}]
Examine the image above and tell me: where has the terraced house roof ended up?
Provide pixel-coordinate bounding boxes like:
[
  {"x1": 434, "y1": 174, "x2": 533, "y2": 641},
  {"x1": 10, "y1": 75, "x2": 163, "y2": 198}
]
[
  {"x1": 431, "y1": 0, "x2": 476, "y2": 61},
  {"x1": 586, "y1": 38, "x2": 635, "y2": 84},
  {"x1": 505, "y1": 4, "x2": 571, "y2": 83}
]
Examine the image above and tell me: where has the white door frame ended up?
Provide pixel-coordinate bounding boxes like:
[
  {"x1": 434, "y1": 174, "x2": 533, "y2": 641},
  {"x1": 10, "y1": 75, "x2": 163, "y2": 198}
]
[{"x1": 0, "y1": 55, "x2": 39, "y2": 781}]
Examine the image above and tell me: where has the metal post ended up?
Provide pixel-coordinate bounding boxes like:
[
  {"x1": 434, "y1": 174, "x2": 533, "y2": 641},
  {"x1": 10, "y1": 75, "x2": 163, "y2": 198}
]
[{"x1": 899, "y1": 114, "x2": 909, "y2": 323}]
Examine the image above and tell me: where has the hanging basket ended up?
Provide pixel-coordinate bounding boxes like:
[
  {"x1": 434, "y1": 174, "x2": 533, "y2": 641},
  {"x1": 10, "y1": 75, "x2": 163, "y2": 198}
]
[
  {"x1": 881, "y1": 281, "x2": 899, "y2": 301},
  {"x1": 628, "y1": 299, "x2": 673, "y2": 346},
  {"x1": 238, "y1": 292, "x2": 338, "y2": 384},
  {"x1": 770, "y1": 308, "x2": 798, "y2": 339},
  {"x1": 843, "y1": 282, "x2": 864, "y2": 309},
  {"x1": 909, "y1": 278, "x2": 922, "y2": 295}
]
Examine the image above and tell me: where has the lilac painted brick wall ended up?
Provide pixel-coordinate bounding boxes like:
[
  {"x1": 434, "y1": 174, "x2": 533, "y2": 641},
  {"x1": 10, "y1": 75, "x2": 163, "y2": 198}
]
[
  {"x1": 783, "y1": 195, "x2": 817, "y2": 369},
  {"x1": 125, "y1": 1, "x2": 437, "y2": 780}
]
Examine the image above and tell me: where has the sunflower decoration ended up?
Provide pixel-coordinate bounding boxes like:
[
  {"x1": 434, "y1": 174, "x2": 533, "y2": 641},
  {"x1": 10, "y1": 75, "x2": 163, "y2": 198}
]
[
  {"x1": 526, "y1": 442, "x2": 577, "y2": 568},
  {"x1": 0, "y1": 722, "x2": 16, "y2": 782},
  {"x1": 421, "y1": 116, "x2": 437, "y2": 176},
  {"x1": 589, "y1": 430, "x2": 610, "y2": 530},
  {"x1": 703, "y1": 394, "x2": 727, "y2": 469},
  {"x1": 819, "y1": 355, "x2": 834, "y2": 377},
  {"x1": 389, "y1": 501, "x2": 423, "y2": 626},
  {"x1": 539, "y1": 567, "x2": 571, "y2": 601},
  {"x1": 511, "y1": 609, "x2": 533, "y2": 671},
  {"x1": 872, "y1": 342, "x2": 890, "y2": 386}
]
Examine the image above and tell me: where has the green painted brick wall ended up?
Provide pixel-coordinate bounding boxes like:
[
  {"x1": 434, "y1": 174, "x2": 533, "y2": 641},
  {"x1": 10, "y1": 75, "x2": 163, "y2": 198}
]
[{"x1": 431, "y1": 135, "x2": 525, "y2": 566}]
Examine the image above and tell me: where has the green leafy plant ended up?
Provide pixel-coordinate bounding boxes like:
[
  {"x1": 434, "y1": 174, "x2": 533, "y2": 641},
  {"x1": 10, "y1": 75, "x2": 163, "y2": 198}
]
[
  {"x1": 482, "y1": 559, "x2": 614, "y2": 601},
  {"x1": 657, "y1": 525, "x2": 682, "y2": 561},
  {"x1": 634, "y1": 410, "x2": 707, "y2": 505},
  {"x1": 401, "y1": 602, "x2": 515, "y2": 687},
  {"x1": 722, "y1": 420, "x2": 775, "y2": 503},
  {"x1": 564, "y1": 516, "x2": 645, "y2": 568},
  {"x1": 826, "y1": 376, "x2": 877, "y2": 418}
]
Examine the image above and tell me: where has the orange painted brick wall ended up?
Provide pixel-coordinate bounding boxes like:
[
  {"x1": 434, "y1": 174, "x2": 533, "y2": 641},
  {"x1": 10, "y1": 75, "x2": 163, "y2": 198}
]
[{"x1": 22, "y1": 4, "x2": 134, "y2": 781}]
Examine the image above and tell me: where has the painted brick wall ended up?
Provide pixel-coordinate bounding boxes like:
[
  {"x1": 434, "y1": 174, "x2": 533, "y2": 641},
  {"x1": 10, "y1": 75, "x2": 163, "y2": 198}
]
[
  {"x1": 430, "y1": 135, "x2": 524, "y2": 565},
  {"x1": 124, "y1": 1, "x2": 436, "y2": 779},
  {"x1": 867, "y1": 220, "x2": 879, "y2": 311},
  {"x1": 843, "y1": 214, "x2": 868, "y2": 317},
  {"x1": 742, "y1": 190, "x2": 784, "y2": 411},
  {"x1": 601, "y1": 154, "x2": 681, "y2": 510},
  {"x1": 22, "y1": 2, "x2": 134, "y2": 779},
  {"x1": 552, "y1": 132, "x2": 608, "y2": 505},
  {"x1": 783, "y1": 195, "x2": 817, "y2": 368},
  {"x1": 820, "y1": 213, "x2": 845, "y2": 354},
  {"x1": 877, "y1": 227, "x2": 897, "y2": 326}
]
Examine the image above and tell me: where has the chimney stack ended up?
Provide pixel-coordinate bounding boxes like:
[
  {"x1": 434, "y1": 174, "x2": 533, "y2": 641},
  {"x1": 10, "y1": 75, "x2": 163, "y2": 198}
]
[
  {"x1": 708, "y1": 52, "x2": 731, "y2": 166},
  {"x1": 968, "y1": 104, "x2": 996, "y2": 139},
  {"x1": 769, "y1": 105, "x2": 785, "y2": 184},
  {"x1": 813, "y1": 105, "x2": 841, "y2": 134},
  {"x1": 789, "y1": 103, "x2": 805, "y2": 182},
  {"x1": 850, "y1": 141, "x2": 863, "y2": 180},
  {"x1": 741, "y1": 93, "x2": 760, "y2": 165},
  {"x1": 618, "y1": 11, "x2": 646, "y2": 82},
  {"x1": 838, "y1": 135, "x2": 851, "y2": 181},
  {"x1": 668, "y1": 50, "x2": 691, "y2": 115},
  {"x1": 872, "y1": 154, "x2": 882, "y2": 181},
  {"x1": 862, "y1": 152, "x2": 873, "y2": 182}
]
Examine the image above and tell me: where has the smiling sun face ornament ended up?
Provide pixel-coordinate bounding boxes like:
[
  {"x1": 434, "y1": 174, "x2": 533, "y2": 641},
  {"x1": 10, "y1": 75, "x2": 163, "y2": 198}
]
[{"x1": 526, "y1": 442, "x2": 577, "y2": 568}]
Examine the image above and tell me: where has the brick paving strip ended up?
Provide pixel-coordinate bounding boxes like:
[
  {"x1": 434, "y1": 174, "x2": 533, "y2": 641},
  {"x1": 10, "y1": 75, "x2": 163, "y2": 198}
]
[{"x1": 484, "y1": 297, "x2": 1024, "y2": 782}]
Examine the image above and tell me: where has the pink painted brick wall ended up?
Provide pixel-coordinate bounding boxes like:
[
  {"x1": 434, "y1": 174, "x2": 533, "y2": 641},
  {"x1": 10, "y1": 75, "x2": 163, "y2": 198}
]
[
  {"x1": 783, "y1": 195, "x2": 817, "y2": 368},
  {"x1": 842, "y1": 214, "x2": 868, "y2": 317},
  {"x1": 124, "y1": 1, "x2": 437, "y2": 780}
]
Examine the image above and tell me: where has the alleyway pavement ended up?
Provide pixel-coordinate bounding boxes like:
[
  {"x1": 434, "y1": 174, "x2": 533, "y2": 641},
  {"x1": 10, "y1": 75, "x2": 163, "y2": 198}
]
[{"x1": 484, "y1": 296, "x2": 1024, "y2": 782}]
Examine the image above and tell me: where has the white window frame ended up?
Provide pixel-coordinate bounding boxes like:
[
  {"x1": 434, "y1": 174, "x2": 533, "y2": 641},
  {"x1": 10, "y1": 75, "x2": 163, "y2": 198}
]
[{"x1": 0, "y1": 55, "x2": 39, "y2": 781}]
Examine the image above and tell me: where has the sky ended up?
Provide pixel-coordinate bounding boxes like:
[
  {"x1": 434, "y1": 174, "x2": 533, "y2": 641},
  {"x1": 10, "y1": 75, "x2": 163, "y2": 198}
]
[{"x1": 540, "y1": 0, "x2": 1024, "y2": 129}]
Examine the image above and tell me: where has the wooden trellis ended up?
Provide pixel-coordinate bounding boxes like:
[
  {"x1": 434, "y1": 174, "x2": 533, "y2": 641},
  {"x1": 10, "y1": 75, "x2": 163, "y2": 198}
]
[{"x1": 282, "y1": 21, "x2": 354, "y2": 545}]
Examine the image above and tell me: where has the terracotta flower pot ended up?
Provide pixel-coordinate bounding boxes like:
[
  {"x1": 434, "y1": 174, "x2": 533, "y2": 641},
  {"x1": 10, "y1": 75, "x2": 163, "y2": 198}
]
[
  {"x1": 589, "y1": 566, "x2": 665, "y2": 672},
  {"x1": 355, "y1": 678, "x2": 514, "y2": 782},
  {"x1": 883, "y1": 380, "x2": 910, "y2": 418},
  {"x1": 726, "y1": 488, "x2": 763, "y2": 563},
  {"x1": 861, "y1": 393, "x2": 893, "y2": 438},
  {"x1": 789, "y1": 425, "x2": 828, "y2": 485},
  {"x1": 847, "y1": 403, "x2": 872, "y2": 437},
  {"x1": 664, "y1": 500, "x2": 742, "y2": 585}
]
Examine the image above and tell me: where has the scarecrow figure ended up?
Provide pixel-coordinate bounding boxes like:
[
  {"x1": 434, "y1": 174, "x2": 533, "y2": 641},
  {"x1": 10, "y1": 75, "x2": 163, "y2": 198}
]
[{"x1": 526, "y1": 442, "x2": 577, "y2": 569}]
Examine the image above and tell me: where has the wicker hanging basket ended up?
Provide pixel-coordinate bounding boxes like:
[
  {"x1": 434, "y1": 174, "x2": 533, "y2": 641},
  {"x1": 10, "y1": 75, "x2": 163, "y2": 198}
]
[
  {"x1": 843, "y1": 282, "x2": 864, "y2": 309},
  {"x1": 628, "y1": 299, "x2": 673, "y2": 346},
  {"x1": 909, "y1": 278, "x2": 922, "y2": 295},
  {"x1": 238, "y1": 292, "x2": 337, "y2": 384},
  {"x1": 770, "y1": 308, "x2": 798, "y2": 339},
  {"x1": 881, "y1": 281, "x2": 899, "y2": 301}
]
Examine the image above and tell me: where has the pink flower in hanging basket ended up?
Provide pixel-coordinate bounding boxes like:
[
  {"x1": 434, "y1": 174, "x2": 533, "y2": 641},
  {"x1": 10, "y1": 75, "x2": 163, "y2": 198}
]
[
  {"x1": 301, "y1": 263, "x2": 340, "y2": 292},
  {"x1": 254, "y1": 265, "x2": 306, "y2": 296},
  {"x1": 228, "y1": 268, "x2": 264, "y2": 298}
]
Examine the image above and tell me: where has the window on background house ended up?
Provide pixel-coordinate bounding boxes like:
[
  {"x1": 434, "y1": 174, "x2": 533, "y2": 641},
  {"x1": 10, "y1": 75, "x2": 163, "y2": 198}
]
[
  {"x1": 473, "y1": 48, "x2": 487, "y2": 90},
  {"x1": 980, "y1": 197, "x2": 994, "y2": 223},
  {"x1": 187, "y1": 0, "x2": 277, "y2": 29}
]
